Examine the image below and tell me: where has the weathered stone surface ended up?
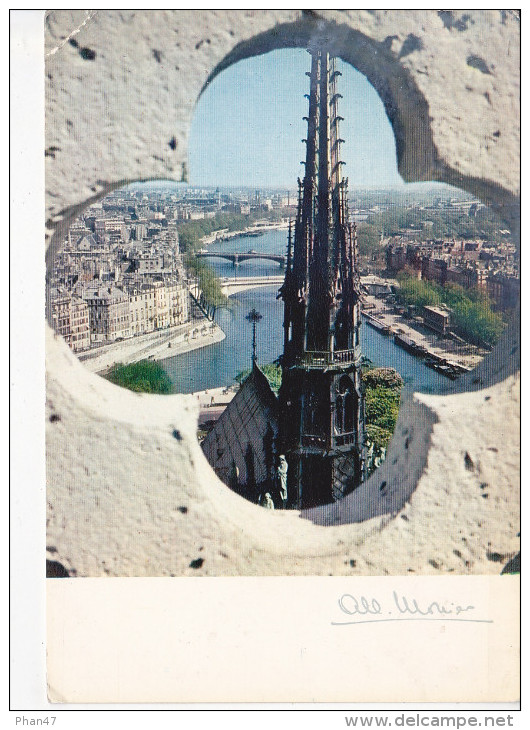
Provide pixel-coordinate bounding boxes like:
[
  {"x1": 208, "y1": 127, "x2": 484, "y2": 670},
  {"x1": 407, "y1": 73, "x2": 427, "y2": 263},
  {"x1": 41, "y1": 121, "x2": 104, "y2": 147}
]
[{"x1": 45, "y1": 10, "x2": 519, "y2": 577}]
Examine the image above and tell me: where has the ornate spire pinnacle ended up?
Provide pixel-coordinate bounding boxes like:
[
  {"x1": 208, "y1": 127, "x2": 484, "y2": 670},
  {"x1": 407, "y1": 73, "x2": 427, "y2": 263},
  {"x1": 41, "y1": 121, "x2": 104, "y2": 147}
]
[{"x1": 278, "y1": 44, "x2": 367, "y2": 509}]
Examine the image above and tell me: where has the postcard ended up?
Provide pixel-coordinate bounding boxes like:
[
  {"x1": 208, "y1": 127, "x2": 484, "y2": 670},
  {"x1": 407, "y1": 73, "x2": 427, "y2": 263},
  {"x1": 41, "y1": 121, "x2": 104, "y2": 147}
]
[{"x1": 36, "y1": 9, "x2": 521, "y2": 707}]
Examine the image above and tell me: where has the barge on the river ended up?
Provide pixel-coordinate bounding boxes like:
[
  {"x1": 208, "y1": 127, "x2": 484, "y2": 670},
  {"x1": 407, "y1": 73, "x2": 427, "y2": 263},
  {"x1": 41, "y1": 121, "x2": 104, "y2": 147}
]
[
  {"x1": 362, "y1": 312, "x2": 393, "y2": 336},
  {"x1": 393, "y1": 332, "x2": 429, "y2": 358},
  {"x1": 393, "y1": 333, "x2": 471, "y2": 379}
]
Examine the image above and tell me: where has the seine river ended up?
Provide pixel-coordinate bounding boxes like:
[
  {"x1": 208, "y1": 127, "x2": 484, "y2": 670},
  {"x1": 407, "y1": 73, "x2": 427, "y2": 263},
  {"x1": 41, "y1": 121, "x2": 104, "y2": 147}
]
[{"x1": 161, "y1": 229, "x2": 446, "y2": 394}]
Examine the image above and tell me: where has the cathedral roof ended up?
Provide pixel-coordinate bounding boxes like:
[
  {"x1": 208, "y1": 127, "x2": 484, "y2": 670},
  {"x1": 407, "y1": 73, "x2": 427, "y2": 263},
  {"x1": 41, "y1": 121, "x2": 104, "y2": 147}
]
[{"x1": 201, "y1": 365, "x2": 279, "y2": 494}]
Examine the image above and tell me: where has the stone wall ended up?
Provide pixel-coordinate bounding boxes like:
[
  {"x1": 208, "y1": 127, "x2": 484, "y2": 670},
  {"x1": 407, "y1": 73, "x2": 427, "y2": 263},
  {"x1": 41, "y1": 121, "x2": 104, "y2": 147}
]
[{"x1": 45, "y1": 10, "x2": 520, "y2": 577}]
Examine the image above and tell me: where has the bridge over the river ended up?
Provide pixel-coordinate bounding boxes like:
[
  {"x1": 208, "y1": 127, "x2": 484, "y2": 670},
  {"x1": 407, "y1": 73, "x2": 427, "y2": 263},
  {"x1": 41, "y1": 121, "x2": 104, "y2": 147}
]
[
  {"x1": 220, "y1": 275, "x2": 284, "y2": 296},
  {"x1": 196, "y1": 251, "x2": 286, "y2": 267}
]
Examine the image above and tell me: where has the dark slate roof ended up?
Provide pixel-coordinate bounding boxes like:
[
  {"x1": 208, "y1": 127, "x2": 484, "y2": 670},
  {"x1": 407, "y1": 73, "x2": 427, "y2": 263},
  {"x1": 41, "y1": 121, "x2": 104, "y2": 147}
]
[
  {"x1": 75, "y1": 233, "x2": 98, "y2": 249},
  {"x1": 204, "y1": 365, "x2": 278, "y2": 446},
  {"x1": 201, "y1": 365, "x2": 279, "y2": 490},
  {"x1": 245, "y1": 364, "x2": 279, "y2": 416}
]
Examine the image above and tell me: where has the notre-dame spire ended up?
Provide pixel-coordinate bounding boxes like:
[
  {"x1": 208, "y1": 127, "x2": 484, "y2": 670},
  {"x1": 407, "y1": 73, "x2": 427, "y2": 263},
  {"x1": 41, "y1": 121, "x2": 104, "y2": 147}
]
[{"x1": 278, "y1": 45, "x2": 366, "y2": 509}]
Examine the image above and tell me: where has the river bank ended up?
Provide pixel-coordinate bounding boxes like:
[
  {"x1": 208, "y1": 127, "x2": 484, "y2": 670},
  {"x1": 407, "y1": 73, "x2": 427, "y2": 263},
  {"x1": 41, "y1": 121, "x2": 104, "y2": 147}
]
[
  {"x1": 362, "y1": 294, "x2": 489, "y2": 370},
  {"x1": 78, "y1": 319, "x2": 226, "y2": 374},
  {"x1": 199, "y1": 220, "x2": 289, "y2": 246},
  {"x1": 78, "y1": 238, "x2": 285, "y2": 377}
]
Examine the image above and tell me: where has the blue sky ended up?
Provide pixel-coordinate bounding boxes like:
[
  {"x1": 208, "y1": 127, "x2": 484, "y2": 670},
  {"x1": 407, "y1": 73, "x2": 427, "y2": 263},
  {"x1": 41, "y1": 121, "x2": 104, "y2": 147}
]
[{"x1": 188, "y1": 48, "x2": 404, "y2": 189}]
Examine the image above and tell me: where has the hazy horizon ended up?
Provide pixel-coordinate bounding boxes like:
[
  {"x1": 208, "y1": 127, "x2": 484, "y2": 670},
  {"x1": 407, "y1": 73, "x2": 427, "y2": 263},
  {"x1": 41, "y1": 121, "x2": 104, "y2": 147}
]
[{"x1": 127, "y1": 179, "x2": 475, "y2": 199}]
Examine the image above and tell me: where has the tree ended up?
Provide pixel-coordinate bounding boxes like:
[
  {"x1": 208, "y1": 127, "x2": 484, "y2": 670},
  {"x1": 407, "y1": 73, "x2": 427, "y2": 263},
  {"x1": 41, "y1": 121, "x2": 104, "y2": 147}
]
[
  {"x1": 364, "y1": 385, "x2": 401, "y2": 433},
  {"x1": 235, "y1": 362, "x2": 282, "y2": 394},
  {"x1": 104, "y1": 360, "x2": 174, "y2": 394},
  {"x1": 357, "y1": 223, "x2": 381, "y2": 257},
  {"x1": 396, "y1": 273, "x2": 505, "y2": 345},
  {"x1": 184, "y1": 254, "x2": 228, "y2": 307}
]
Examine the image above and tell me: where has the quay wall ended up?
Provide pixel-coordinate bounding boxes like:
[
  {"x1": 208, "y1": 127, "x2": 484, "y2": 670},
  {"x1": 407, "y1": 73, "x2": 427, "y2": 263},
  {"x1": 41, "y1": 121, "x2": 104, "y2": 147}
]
[{"x1": 77, "y1": 320, "x2": 226, "y2": 373}]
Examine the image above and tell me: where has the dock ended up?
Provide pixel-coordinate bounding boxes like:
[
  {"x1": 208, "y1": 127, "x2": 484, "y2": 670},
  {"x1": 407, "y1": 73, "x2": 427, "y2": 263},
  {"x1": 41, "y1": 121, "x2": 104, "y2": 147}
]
[
  {"x1": 392, "y1": 332, "x2": 471, "y2": 379},
  {"x1": 393, "y1": 332, "x2": 429, "y2": 358},
  {"x1": 362, "y1": 312, "x2": 393, "y2": 336}
]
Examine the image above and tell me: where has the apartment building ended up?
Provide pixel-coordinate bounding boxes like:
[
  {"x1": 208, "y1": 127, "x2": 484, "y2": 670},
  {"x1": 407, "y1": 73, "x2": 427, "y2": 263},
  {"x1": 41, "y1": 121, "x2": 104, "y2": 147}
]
[
  {"x1": 153, "y1": 280, "x2": 169, "y2": 329},
  {"x1": 127, "y1": 282, "x2": 156, "y2": 336},
  {"x1": 50, "y1": 287, "x2": 71, "y2": 343},
  {"x1": 49, "y1": 287, "x2": 91, "y2": 352},
  {"x1": 166, "y1": 278, "x2": 189, "y2": 327},
  {"x1": 69, "y1": 296, "x2": 91, "y2": 352},
  {"x1": 83, "y1": 285, "x2": 131, "y2": 344}
]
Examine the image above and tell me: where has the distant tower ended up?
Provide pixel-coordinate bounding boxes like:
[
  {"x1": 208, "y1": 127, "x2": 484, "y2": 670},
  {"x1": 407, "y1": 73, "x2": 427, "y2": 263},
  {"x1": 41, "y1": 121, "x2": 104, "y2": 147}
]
[{"x1": 278, "y1": 45, "x2": 366, "y2": 509}]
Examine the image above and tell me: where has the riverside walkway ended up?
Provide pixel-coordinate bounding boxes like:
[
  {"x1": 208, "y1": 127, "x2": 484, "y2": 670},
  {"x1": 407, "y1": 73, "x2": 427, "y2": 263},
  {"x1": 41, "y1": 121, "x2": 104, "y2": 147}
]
[{"x1": 78, "y1": 319, "x2": 225, "y2": 373}]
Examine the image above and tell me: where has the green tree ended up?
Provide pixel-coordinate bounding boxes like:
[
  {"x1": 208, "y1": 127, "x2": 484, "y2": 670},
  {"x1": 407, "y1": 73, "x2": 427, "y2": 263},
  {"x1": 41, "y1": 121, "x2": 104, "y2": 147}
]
[
  {"x1": 362, "y1": 366, "x2": 403, "y2": 452},
  {"x1": 235, "y1": 362, "x2": 282, "y2": 394},
  {"x1": 396, "y1": 274, "x2": 443, "y2": 308},
  {"x1": 363, "y1": 366, "x2": 404, "y2": 390},
  {"x1": 177, "y1": 209, "x2": 285, "y2": 254},
  {"x1": 364, "y1": 385, "x2": 401, "y2": 433},
  {"x1": 366, "y1": 424, "x2": 394, "y2": 451},
  {"x1": 357, "y1": 223, "x2": 381, "y2": 257},
  {"x1": 395, "y1": 274, "x2": 505, "y2": 345},
  {"x1": 184, "y1": 254, "x2": 228, "y2": 307},
  {"x1": 104, "y1": 360, "x2": 174, "y2": 394}
]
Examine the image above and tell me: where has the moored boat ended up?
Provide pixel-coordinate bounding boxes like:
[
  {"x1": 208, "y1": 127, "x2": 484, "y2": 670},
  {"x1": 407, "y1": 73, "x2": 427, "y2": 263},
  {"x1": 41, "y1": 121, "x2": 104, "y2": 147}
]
[{"x1": 394, "y1": 333, "x2": 427, "y2": 357}]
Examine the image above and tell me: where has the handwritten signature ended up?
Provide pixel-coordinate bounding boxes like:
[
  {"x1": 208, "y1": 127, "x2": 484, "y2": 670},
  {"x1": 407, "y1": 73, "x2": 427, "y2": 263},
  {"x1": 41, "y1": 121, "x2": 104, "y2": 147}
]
[{"x1": 332, "y1": 592, "x2": 493, "y2": 625}]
